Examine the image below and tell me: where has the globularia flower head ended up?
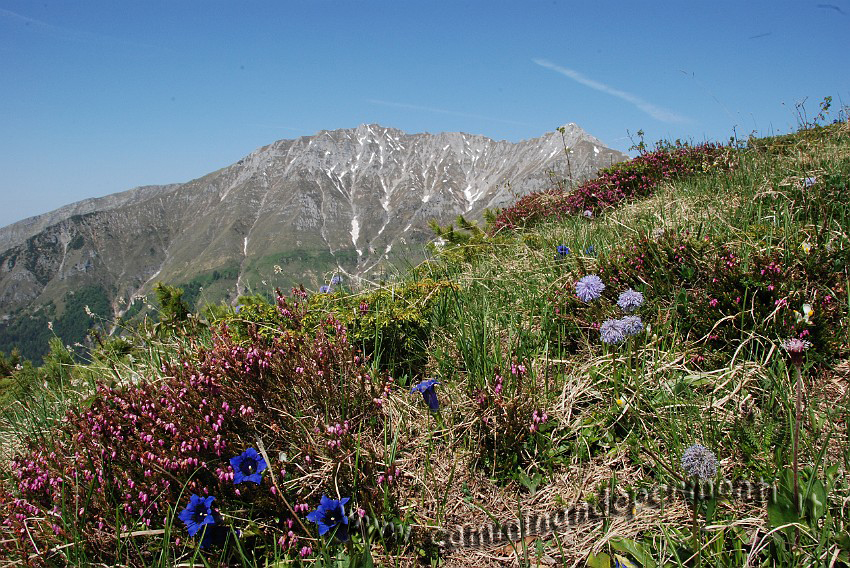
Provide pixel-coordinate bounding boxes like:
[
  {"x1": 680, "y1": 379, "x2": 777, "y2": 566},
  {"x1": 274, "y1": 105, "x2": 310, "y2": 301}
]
[
  {"x1": 576, "y1": 275, "x2": 605, "y2": 303},
  {"x1": 681, "y1": 444, "x2": 718, "y2": 480},
  {"x1": 600, "y1": 319, "x2": 626, "y2": 345},
  {"x1": 555, "y1": 244, "x2": 570, "y2": 258},
  {"x1": 306, "y1": 495, "x2": 350, "y2": 541},
  {"x1": 411, "y1": 378, "x2": 440, "y2": 411},
  {"x1": 230, "y1": 447, "x2": 267, "y2": 484},
  {"x1": 178, "y1": 495, "x2": 217, "y2": 537},
  {"x1": 617, "y1": 289, "x2": 644, "y2": 312},
  {"x1": 319, "y1": 285, "x2": 331, "y2": 294},
  {"x1": 803, "y1": 176, "x2": 817, "y2": 188},
  {"x1": 620, "y1": 315, "x2": 644, "y2": 336},
  {"x1": 331, "y1": 275, "x2": 342, "y2": 285},
  {"x1": 782, "y1": 337, "x2": 812, "y2": 365}
]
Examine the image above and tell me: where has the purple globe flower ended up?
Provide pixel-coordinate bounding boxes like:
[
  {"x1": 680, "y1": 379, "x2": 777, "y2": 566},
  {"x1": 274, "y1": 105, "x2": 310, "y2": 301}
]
[
  {"x1": 600, "y1": 319, "x2": 626, "y2": 345},
  {"x1": 230, "y1": 447, "x2": 267, "y2": 484},
  {"x1": 575, "y1": 275, "x2": 605, "y2": 303},
  {"x1": 331, "y1": 275, "x2": 343, "y2": 285},
  {"x1": 319, "y1": 285, "x2": 331, "y2": 294},
  {"x1": 411, "y1": 378, "x2": 441, "y2": 411},
  {"x1": 178, "y1": 494, "x2": 217, "y2": 537},
  {"x1": 620, "y1": 315, "x2": 644, "y2": 336},
  {"x1": 617, "y1": 289, "x2": 644, "y2": 312},
  {"x1": 306, "y1": 495, "x2": 351, "y2": 541},
  {"x1": 681, "y1": 444, "x2": 718, "y2": 480}
]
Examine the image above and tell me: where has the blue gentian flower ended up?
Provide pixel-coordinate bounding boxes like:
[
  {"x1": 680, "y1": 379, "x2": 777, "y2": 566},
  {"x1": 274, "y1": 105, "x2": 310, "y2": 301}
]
[
  {"x1": 600, "y1": 319, "x2": 626, "y2": 345},
  {"x1": 620, "y1": 315, "x2": 644, "y2": 336},
  {"x1": 410, "y1": 378, "x2": 441, "y2": 411},
  {"x1": 230, "y1": 447, "x2": 267, "y2": 484},
  {"x1": 617, "y1": 289, "x2": 644, "y2": 312},
  {"x1": 178, "y1": 494, "x2": 217, "y2": 537},
  {"x1": 575, "y1": 275, "x2": 605, "y2": 303},
  {"x1": 306, "y1": 495, "x2": 351, "y2": 541},
  {"x1": 584, "y1": 245, "x2": 596, "y2": 256},
  {"x1": 555, "y1": 244, "x2": 570, "y2": 258},
  {"x1": 199, "y1": 524, "x2": 230, "y2": 549}
]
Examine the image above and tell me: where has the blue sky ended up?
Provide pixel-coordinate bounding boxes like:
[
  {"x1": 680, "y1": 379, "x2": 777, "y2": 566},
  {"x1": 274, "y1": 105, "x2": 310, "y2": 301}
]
[{"x1": 1, "y1": 0, "x2": 848, "y2": 228}]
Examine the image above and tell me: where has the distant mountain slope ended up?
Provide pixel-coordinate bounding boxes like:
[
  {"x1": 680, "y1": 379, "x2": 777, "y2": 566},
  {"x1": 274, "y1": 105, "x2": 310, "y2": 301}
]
[{"x1": 0, "y1": 123, "x2": 627, "y2": 358}]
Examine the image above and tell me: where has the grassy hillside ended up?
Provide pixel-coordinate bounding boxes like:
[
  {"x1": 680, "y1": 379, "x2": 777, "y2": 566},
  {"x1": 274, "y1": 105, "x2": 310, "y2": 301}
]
[{"x1": 1, "y1": 121, "x2": 848, "y2": 567}]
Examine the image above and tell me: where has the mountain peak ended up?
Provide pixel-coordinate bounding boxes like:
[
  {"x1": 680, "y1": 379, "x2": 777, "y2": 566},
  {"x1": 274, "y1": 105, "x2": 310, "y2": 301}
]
[{"x1": 0, "y1": 124, "x2": 628, "y2": 352}]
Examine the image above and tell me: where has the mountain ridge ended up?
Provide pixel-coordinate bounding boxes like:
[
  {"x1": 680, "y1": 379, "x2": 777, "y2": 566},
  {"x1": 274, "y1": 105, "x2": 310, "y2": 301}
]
[{"x1": 0, "y1": 122, "x2": 628, "y2": 359}]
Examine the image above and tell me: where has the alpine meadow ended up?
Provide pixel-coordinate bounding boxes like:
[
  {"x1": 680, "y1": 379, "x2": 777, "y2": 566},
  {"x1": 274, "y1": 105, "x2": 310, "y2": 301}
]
[{"x1": 2, "y1": 110, "x2": 850, "y2": 568}]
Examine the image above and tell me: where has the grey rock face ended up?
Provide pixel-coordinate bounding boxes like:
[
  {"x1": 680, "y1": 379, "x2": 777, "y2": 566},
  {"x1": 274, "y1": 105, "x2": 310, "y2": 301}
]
[{"x1": 0, "y1": 123, "x2": 627, "y2": 321}]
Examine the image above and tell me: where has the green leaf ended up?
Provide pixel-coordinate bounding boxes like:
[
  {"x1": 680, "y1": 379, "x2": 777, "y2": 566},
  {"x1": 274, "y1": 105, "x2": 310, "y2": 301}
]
[
  {"x1": 807, "y1": 478, "x2": 827, "y2": 520},
  {"x1": 586, "y1": 552, "x2": 611, "y2": 568},
  {"x1": 703, "y1": 497, "x2": 717, "y2": 522},
  {"x1": 609, "y1": 537, "x2": 656, "y2": 568},
  {"x1": 767, "y1": 492, "x2": 799, "y2": 527}
]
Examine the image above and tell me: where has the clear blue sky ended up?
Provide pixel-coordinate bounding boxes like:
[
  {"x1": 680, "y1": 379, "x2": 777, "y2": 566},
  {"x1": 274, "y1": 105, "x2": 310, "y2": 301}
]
[{"x1": 2, "y1": 0, "x2": 848, "y2": 228}]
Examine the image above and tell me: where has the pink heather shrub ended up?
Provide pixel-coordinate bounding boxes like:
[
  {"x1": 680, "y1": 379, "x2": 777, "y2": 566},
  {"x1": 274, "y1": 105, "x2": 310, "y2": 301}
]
[
  {"x1": 594, "y1": 231, "x2": 847, "y2": 367},
  {"x1": 470, "y1": 363, "x2": 552, "y2": 472},
  {"x1": 1, "y1": 290, "x2": 396, "y2": 565},
  {"x1": 490, "y1": 143, "x2": 732, "y2": 233}
]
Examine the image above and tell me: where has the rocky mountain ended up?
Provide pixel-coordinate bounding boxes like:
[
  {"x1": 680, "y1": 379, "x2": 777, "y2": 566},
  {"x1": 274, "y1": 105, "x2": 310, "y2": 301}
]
[{"x1": 0, "y1": 123, "x2": 627, "y2": 358}]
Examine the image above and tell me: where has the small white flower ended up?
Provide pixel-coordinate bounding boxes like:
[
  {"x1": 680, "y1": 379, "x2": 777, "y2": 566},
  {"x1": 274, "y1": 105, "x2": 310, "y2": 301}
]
[
  {"x1": 801, "y1": 241, "x2": 812, "y2": 254},
  {"x1": 795, "y1": 303, "x2": 814, "y2": 325}
]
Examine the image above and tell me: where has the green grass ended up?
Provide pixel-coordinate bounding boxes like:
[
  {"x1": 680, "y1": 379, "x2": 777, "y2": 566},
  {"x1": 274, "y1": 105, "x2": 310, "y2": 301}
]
[{"x1": 1, "y1": 122, "x2": 849, "y2": 567}]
